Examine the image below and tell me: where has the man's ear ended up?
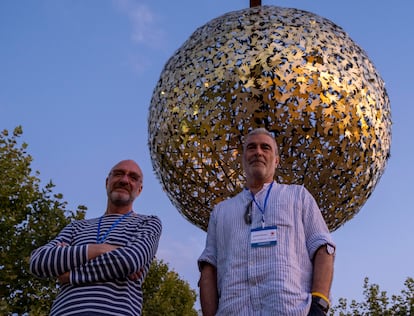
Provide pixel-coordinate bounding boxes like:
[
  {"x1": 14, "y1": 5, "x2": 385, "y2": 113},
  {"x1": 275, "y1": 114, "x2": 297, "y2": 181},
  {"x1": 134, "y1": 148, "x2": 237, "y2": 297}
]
[{"x1": 275, "y1": 156, "x2": 280, "y2": 168}]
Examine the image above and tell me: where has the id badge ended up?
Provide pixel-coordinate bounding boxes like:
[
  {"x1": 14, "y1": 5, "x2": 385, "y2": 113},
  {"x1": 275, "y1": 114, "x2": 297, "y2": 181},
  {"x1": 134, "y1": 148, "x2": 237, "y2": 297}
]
[{"x1": 250, "y1": 225, "x2": 277, "y2": 248}]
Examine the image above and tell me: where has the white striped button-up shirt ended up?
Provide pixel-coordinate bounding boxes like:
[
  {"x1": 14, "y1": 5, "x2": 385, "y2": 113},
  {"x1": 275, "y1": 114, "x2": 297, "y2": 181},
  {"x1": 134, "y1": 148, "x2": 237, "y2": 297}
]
[{"x1": 199, "y1": 181, "x2": 335, "y2": 316}]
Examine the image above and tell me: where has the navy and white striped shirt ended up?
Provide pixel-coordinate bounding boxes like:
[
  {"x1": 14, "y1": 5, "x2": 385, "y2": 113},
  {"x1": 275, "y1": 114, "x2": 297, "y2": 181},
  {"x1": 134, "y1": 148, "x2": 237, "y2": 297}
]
[
  {"x1": 30, "y1": 212, "x2": 162, "y2": 316},
  {"x1": 198, "y1": 181, "x2": 335, "y2": 316}
]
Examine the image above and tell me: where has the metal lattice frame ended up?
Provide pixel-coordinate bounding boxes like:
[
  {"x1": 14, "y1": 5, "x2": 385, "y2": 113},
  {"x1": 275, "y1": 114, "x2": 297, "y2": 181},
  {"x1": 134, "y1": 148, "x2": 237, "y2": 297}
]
[{"x1": 148, "y1": 6, "x2": 392, "y2": 232}]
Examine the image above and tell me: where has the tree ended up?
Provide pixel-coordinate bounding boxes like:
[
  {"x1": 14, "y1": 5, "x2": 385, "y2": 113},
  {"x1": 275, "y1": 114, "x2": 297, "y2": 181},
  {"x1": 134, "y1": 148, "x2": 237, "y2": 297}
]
[
  {"x1": 330, "y1": 277, "x2": 414, "y2": 316},
  {"x1": 0, "y1": 126, "x2": 86, "y2": 315},
  {"x1": 142, "y1": 258, "x2": 198, "y2": 316}
]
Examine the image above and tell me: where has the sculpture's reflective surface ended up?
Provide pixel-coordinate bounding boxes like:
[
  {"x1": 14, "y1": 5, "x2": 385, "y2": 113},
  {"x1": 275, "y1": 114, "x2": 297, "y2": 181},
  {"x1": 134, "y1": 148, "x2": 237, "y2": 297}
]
[{"x1": 148, "y1": 6, "x2": 391, "y2": 231}]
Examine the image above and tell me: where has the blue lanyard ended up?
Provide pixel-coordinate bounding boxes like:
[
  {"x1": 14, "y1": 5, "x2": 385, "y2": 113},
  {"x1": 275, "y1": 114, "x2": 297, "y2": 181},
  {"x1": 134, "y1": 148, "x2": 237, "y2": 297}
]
[
  {"x1": 96, "y1": 211, "x2": 132, "y2": 244},
  {"x1": 250, "y1": 182, "x2": 273, "y2": 227}
]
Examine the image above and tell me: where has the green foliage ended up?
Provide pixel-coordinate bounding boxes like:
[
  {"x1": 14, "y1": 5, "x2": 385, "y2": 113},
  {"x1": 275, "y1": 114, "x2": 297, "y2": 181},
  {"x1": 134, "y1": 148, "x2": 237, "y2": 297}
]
[
  {"x1": 0, "y1": 127, "x2": 86, "y2": 315},
  {"x1": 330, "y1": 277, "x2": 414, "y2": 316},
  {"x1": 142, "y1": 258, "x2": 198, "y2": 316}
]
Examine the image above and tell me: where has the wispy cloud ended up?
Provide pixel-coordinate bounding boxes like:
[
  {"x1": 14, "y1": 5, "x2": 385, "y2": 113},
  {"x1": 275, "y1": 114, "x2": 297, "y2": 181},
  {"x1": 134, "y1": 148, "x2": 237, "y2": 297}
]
[{"x1": 113, "y1": 0, "x2": 166, "y2": 49}]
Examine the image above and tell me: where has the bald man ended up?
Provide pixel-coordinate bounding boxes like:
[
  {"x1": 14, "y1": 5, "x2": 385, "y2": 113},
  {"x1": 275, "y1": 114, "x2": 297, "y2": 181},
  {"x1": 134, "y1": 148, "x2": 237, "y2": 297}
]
[{"x1": 30, "y1": 160, "x2": 162, "y2": 316}]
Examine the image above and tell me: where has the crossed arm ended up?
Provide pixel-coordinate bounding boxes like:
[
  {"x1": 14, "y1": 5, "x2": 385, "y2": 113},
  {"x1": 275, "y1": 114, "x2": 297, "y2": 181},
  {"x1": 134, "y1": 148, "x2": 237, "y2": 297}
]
[
  {"x1": 56, "y1": 243, "x2": 135, "y2": 284},
  {"x1": 30, "y1": 217, "x2": 162, "y2": 285},
  {"x1": 56, "y1": 243, "x2": 146, "y2": 284}
]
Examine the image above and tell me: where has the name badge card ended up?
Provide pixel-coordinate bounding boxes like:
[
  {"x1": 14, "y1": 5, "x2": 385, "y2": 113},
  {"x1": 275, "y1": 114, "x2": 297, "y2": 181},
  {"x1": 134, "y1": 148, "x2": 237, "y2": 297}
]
[{"x1": 250, "y1": 225, "x2": 277, "y2": 248}]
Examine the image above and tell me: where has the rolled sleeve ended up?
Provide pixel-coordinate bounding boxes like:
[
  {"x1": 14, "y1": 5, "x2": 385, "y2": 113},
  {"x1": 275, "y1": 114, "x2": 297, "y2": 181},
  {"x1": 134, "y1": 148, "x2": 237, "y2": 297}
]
[
  {"x1": 307, "y1": 233, "x2": 335, "y2": 260},
  {"x1": 301, "y1": 186, "x2": 336, "y2": 260},
  {"x1": 198, "y1": 209, "x2": 218, "y2": 271}
]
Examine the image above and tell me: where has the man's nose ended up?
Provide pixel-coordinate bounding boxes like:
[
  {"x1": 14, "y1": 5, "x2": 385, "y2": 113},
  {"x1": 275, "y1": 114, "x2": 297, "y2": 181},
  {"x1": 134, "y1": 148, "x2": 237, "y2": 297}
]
[
  {"x1": 255, "y1": 147, "x2": 264, "y2": 156},
  {"x1": 119, "y1": 174, "x2": 130, "y2": 183}
]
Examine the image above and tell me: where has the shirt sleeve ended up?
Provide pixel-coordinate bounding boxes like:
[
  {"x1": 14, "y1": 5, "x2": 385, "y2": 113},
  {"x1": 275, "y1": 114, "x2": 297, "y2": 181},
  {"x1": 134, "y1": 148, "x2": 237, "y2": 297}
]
[
  {"x1": 29, "y1": 223, "x2": 89, "y2": 278},
  {"x1": 197, "y1": 208, "x2": 218, "y2": 271},
  {"x1": 70, "y1": 215, "x2": 162, "y2": 285},
  {"x1": 301, "y1": 186, "x2": 336, "y2": 260}
]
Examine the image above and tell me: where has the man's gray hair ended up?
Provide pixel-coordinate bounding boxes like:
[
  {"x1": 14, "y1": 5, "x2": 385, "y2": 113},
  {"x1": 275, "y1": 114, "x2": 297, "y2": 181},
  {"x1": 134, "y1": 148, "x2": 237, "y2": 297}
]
[{"x1": 243, "y1": 128, "x2": 279, "y2": 155}]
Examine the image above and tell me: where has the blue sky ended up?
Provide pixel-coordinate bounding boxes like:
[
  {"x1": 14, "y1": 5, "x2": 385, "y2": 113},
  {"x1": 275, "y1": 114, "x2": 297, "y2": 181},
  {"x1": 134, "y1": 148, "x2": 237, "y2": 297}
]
[{"x1": 1, "y1": 0, "x2": 412, "y2": 310}]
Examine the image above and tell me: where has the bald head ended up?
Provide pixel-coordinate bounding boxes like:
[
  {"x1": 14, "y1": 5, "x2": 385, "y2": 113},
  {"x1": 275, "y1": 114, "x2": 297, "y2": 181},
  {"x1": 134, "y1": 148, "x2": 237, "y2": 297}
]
[
  {"x1": 109, "y1": 160, "x2": 143, "y2": 180},
  {"x1": 105, "y1": 159, "x2": 143, "y2": 214}
]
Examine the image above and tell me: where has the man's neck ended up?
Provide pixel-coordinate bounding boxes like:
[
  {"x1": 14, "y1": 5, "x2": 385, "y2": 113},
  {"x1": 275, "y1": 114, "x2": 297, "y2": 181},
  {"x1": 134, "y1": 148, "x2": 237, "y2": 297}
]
[
  {"x1": 247, "y1": 180, "x2": 273, "y2": 195},
  {"x1": 105, "y1": 204, "x2": 133, "y2": 215}
]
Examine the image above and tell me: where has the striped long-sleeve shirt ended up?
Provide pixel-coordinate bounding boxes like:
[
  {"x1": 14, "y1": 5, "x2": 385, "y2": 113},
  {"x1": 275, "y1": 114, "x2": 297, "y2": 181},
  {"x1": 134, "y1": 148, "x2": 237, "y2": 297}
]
[
  {"x1": 198, "y1": 181, "x2": 335, "y2": 316},
  {"x1": 30, "y1": 212, "x2": 162, "y2": 316}
]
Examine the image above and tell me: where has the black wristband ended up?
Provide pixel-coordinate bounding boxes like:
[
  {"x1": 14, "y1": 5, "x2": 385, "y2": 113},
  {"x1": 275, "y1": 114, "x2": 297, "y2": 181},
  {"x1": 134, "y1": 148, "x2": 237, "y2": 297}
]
[{"x1": 312, "y1": 295, "x2": 329, "y2": 313}]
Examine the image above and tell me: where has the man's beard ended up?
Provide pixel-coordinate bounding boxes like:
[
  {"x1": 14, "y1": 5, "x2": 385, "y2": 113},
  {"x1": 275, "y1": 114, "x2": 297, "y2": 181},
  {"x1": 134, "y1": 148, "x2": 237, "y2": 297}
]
[
  {"x1": 108, "y1": 191, "x2": 134, "y2": 206},
  {"x1": 248, "y1": 163, "x2": 268, "y2": 180}
]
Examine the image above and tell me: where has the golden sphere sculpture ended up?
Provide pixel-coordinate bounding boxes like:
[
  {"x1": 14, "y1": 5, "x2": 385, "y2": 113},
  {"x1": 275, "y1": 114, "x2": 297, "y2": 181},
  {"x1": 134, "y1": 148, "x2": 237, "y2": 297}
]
[{"x1": 148, "y1": 5, "x2": 391, "y2": 232}]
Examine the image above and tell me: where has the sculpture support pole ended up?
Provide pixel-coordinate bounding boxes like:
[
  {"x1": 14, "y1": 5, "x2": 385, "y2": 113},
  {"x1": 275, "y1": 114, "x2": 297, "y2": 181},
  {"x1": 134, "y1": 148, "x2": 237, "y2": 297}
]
[{"x1": 250, "y1": 0, "x2": 261, "y2": 7}]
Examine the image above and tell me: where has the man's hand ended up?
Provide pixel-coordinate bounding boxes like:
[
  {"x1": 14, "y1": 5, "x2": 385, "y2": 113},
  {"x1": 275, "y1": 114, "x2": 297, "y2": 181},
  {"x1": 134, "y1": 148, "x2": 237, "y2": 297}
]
[
  {"x1": 55, "y1": 242, "x2": 70, "y2": 284},
  {"x1": 87, "y1": 243, "x2": 120, "y2": 260},
  {"x1": 128, "y1": 267, "x2": 145, "y2": 281},
  {"x1": 58, "y1": 271, "x2": 70, "y2": 284}
]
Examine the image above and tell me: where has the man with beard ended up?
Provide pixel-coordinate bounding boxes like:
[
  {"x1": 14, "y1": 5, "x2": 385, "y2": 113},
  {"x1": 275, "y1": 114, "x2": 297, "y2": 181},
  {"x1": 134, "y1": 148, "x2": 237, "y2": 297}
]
[
  {"x1": 30, "y1": 160, "x2": 162, "y2": 316},
  {"x1": 198, "y1": 128, "x2": 335, "y2": 316}
]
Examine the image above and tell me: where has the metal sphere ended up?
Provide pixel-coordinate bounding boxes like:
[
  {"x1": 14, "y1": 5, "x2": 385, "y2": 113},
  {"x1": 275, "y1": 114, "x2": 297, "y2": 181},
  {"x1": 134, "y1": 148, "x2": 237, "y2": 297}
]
[{"x1": 148, "y1": 6, "x2": 391, "y2": 231}]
